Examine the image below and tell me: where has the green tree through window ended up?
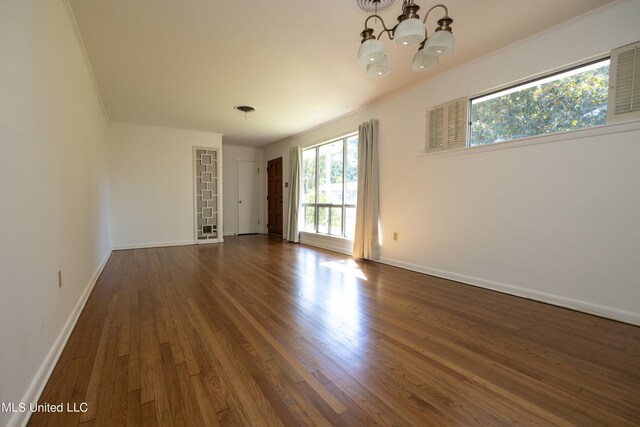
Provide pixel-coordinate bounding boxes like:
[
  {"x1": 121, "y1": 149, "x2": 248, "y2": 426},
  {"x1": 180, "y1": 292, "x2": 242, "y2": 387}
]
[
  {"x1": 302, "y1": 134, "x2": 358, "y2": 238},
  {"x1": 470, "y1": 59, "x2": 610, "y2": 146}
]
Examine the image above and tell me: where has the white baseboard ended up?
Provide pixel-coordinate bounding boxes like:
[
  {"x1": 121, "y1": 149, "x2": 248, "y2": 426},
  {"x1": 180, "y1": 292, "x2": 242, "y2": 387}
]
[
  {"x1": 9, "y1": 249, "x2": 112, "y2": 427},
  {"x1": 112, "y1": 240, "x2": 195, "y2": 250},
  {"x1": 195, "y1": 237, "x2": 224, "y2": 245},
  {"x1": 378, "y1": 257, "x2": 640, "y2": 327}
]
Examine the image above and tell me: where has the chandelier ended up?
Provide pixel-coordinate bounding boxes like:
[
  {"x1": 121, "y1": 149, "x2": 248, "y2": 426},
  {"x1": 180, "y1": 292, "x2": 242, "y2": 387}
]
[{"x1": 357, "y1": 1, "x2": 455, "y2": 76}]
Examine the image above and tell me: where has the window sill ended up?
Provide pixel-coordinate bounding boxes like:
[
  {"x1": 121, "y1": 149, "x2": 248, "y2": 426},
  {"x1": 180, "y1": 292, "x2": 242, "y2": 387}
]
[
  {"x1": 418, "y1": 119, "x2": 640, "y2": 158},
  {"x1": 299, "y1": 232, "x2": 354, "y2": 255}
]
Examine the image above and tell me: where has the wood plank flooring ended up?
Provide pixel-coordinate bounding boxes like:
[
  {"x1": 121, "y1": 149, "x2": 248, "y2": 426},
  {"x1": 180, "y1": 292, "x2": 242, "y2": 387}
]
[{"x1": 29, "y1": 235, "x2": 640, "y2": 426}]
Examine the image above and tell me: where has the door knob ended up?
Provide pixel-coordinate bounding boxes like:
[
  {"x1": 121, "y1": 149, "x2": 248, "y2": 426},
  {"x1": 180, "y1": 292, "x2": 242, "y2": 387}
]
[{"x1": 239, "y1": 200, "x2": 242, "y2": 203}]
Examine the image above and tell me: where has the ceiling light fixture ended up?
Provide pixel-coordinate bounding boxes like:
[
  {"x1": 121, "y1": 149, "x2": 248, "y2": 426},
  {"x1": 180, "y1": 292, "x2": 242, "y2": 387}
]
[
  {"x1": 357, "y1": 0, "x2": 454, "y2": 76},
  {"x1": 234, "y1": 105, "x2": 255, "y2": 119}
]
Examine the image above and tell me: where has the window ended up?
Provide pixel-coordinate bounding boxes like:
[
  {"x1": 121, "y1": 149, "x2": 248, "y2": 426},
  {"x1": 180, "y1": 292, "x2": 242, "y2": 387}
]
[
  {"x1": 302, "y1": 134, "x2": 358, "y2": 239},
  {"x1": 470, "y1": 58, "x2": 610, "y2": 146},
  {"x1": 424, "y1": 41, "x2": 640, "y2": 153}
]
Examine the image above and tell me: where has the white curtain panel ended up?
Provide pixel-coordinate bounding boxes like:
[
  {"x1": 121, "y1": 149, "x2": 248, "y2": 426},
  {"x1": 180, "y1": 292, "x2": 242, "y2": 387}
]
[
  {"x1": 286, "y1": 145, "x2": 302, "y2": 243},
  {"x1": 353, "y1": 120, "x2": 380, "y2": 260}
]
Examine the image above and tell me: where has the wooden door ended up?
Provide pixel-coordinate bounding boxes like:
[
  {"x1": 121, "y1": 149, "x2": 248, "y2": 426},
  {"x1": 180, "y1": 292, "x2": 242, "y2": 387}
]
[{"x1": 267, "y1": 157, "x2": 283, "y2": 236}]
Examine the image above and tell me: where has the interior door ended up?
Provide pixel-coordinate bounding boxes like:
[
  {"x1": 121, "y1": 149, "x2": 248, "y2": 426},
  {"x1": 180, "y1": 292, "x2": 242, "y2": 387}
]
[
  {"x1": 237, "y1": 160, "x2": 259, "y2": 234},
  {"x1": 267, "y1": 157, "x2": 283, "y2": 236}
]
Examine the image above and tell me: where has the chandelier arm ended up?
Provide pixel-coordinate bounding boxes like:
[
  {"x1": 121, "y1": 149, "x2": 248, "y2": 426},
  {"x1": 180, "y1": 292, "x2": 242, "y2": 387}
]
[
  {"x1": 421, "y1": 4, "x2": 449, "y2": 24},
  {"x1": 363, "y1": 14, "x2": 398, "y2": 41},
  {"x1": 378, "y1": 28, "x2": 396, "y2": 41}
]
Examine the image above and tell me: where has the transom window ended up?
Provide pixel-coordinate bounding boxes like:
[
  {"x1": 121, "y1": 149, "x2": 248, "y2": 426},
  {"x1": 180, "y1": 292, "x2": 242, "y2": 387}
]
[
  {"x1": 425, "y1": 42, "x2": 640, "y2": 154},
  {"x1": 469, "y1": 58, "x2": 611, "y2": 146},
  {"x1": 302, "y1": 134, "x2": 358, "y2": 239}
]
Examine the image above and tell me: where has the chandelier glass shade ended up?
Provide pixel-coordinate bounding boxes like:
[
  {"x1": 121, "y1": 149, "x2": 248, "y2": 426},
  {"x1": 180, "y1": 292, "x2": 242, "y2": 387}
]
[
  {"x1": 366, "y1": 55, "x2": 392, "y2": 76},
  {"x1": 411, "y1": 48, "x2": 439, "y2": 71},
  {"x1": 357, "y1": 1, "x2": 454, "y2": 76},
  {"x1": 424, "y1": 28, "x2": 455, "y2": 54},
  {"x1": 394, "y1": 18, "x2": 425, "y2": 46},
  {"x1": 357, "y1": 39, "x2": 386, "y2": 64}
]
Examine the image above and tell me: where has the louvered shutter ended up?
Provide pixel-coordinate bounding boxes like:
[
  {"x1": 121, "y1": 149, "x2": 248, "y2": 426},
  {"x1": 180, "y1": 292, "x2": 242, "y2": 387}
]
[
  {"x1": 428, "y1": 107, "x2": 444, "y2": 149},
  {"x1": 426, "y1": 97, "x2": 468, "y2": 152},
  {"x1": 608, "y1": 41, "x2": 640, "y2": 123},
  {"x1": 447, "y1": 98, "x2": 467, "y2": 148}
]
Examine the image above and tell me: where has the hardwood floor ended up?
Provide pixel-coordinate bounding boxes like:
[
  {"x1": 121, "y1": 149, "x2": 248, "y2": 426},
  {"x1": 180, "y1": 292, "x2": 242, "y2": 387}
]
[{"x1": 29, "y1": 235, "x2": 640, "y2": 426}]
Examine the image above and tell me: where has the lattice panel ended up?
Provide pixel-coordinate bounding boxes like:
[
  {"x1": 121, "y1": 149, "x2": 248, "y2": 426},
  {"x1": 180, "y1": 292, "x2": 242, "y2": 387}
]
[{"x1": 195, "y1": 149, "x2": 218, "y2": 240}]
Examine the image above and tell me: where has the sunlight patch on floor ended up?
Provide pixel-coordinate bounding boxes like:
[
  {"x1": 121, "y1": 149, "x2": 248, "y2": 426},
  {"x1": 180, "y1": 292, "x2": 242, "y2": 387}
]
[{"x1": 320, "y1": 259, "x2": 367, "y2": 281}]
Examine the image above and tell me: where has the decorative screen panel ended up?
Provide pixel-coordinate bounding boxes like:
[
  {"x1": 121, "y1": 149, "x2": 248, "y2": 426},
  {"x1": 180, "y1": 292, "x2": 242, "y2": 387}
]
[{"x1": 195, "y1": 148, "x2": 219, "y2": 241}]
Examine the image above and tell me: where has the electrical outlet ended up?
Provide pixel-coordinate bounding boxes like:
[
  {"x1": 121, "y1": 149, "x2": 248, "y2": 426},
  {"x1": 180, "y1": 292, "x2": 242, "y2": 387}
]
[
  {"x1": 393, "y1": 232, "x2": 398, "y2": 241},
  {"x1": 58, "y1": 270, "x2": 62, "y2": 288}
]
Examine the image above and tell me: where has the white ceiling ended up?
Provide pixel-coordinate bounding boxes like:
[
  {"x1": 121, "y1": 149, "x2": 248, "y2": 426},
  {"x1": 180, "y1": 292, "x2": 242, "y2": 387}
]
[{"x1": 69, "y1": 0, "x2": 616, "y2": 146}]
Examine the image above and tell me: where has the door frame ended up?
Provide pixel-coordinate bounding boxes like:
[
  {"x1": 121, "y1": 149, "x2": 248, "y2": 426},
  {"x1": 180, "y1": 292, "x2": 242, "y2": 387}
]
[{"x1": 236, "y1": 159, "x2": 259, "y2": 235}]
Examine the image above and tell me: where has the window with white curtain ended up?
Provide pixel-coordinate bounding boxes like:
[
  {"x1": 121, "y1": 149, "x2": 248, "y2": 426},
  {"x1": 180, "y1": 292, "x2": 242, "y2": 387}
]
[{"x1": 302, "y1": 133, "x2": 358, "y2": 239}]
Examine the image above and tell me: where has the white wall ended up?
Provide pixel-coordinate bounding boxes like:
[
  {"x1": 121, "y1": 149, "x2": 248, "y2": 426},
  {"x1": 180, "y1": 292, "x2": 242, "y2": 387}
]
[
  {"x1": 222, "y1": 144, "x2": 264, "y2": 236},
  {"x1": 0, "y1": 1, "x2": 111, "y2": 426},
  {"x1": 262, "y1": 1, "x2": 640, "y2": 324},
  {"x1": 108, "y1": 122, "x2": 223, "y2": 248}
]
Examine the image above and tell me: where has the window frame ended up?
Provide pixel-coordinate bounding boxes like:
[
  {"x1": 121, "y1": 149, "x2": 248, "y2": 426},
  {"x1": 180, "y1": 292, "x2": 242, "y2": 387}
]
[
  {"x1": 421, "y1": 44, "x2": 640, "y2": 157},
  {"x1": 467, "y1": 56, "x2": 611, "y2": 148},
  {"x1": 302, "y1": 132, "x2": 358, "y2": 239}
]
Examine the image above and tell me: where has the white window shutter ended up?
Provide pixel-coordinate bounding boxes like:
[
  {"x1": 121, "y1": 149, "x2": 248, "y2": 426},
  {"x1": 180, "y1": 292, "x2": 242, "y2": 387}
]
[
  {"x1": 426, "y1": 97, "x2": 468, "y2": 152},
  {"x1": 428, "y1": 107, "x2": 444, "y2": 149},
  {"x1": 608, "y1": 41, "x2": 640, "y2": 123},
  {"x1": 447, "y1": 98, "x2": 467, "y2": 148}
]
